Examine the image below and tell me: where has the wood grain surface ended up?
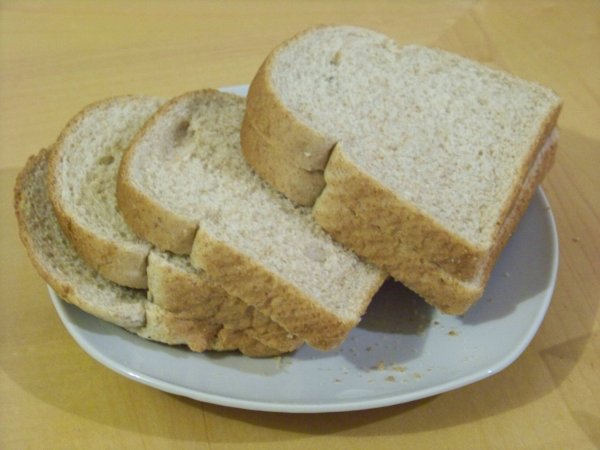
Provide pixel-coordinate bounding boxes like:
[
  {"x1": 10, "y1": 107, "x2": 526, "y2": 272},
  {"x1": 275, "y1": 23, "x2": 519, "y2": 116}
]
[{"x1": 1, "y1": 1, "x2": 598, "y2": 449}]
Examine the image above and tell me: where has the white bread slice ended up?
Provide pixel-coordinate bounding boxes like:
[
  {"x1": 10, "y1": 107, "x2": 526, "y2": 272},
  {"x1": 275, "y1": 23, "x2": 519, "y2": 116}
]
[
  {"x1": 47, "y1": 96, "x2": 301, "y2": 354},
  {"x1": 16, "y1": 148, "x2": 287, "y2": 356},
  {"x1": 241, "y1": 25, "x2": 562, "y2": 313},
  {"x1": 118, "y1": 90, "x2": 386, "y2": 350},
  {"x1": 316, "y1": 133, "x2": 557, "y2": 313},
  {"x1": 16, "y1": 147, "x2": 146, "y2": 328},
  {"x1": 48, "y1": 96, "x2": 164, "y2": 289}
]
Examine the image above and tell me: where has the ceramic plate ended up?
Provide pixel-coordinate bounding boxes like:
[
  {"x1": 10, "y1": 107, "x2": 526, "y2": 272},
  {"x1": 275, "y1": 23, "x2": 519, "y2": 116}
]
[{"x1": 48, "y1": 85, "x2": 559, "y2": 413}]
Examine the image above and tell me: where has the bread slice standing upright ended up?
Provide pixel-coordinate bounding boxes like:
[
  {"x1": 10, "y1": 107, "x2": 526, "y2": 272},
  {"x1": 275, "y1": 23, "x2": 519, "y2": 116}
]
[
  {"x1": 241, "y1": 25, "x2": 562, "y2": 314},
  {"x1": 118, "y1": 90, "x2": 386, "y2": 351}
]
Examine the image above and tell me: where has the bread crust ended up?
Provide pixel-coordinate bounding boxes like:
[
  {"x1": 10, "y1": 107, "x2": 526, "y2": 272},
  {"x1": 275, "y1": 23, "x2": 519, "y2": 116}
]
[
  {"x1": 135, "y1": 302, "x2": 220, "y2": 351},
  {"x1": 135, "y1": 303, "x2": 284, "y2": 357},
  {"x1": 143, "y1": 255, "x2": 298, "y2": 355},
  {"x1": 117, "y1": 102, "x2": 200, "y2": 255},
  {"x1": 466, "y1": 141, "x2": 558, "y2": 307},
  {"x1": 479, "y1": 104, "x2": 562, "y2": 263},
  {"x1": 245, "y1": 33, "x2": 337, "y2": 171},
  {"x1": 190, "y1": 225, "x2": 386, "y2": 350},
  {"x1": 241, "y1": 28, "x2": 337, "y2": 205},
  {"x1": 48, "y1": 194, "x2": 150, "y2": 289},
  {"x1": 315, "y1": 143, "x2": 482, "y2": 280},
  {"x1": 241, "y1": 115, "x2": 326, "y2": 206},
  {"x1": 148, "y1": 251, "x2": 303, "y2": 352}
]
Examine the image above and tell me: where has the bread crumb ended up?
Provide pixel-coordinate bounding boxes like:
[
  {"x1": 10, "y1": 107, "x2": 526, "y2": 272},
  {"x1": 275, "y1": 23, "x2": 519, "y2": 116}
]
[
  {"x1": 385, "y1": 375, "x2": 396, "y2": 382},
  {"x1": 448, "y1": 330, "x2": 459, "y2": 336},
  {"x1": 334, "y1": 378, "x2": 341, "y2": 383},
  {"x1": 412, "y1": 372, "x2": 422, "y2": 379},
  {"x1": 373, "y1": 360, "x2": 386, "y2": 371},
  {"x1": 391, "y1": 364, "x2": 406, "y2": 373},
  {"x1": 571, "y1": 237, "x2": 580, "y2": 242}
]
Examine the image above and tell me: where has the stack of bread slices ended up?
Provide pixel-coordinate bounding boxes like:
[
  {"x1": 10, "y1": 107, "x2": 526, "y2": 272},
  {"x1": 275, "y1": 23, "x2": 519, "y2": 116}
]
[{"x1": 14, "y1": 25, "x2": 561, "y2": 356}]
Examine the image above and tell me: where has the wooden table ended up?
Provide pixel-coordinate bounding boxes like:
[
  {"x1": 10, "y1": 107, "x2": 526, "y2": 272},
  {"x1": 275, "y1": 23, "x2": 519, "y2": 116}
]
[{"x1": 1, "y1": 1, "x2": 598, "y2": 448}]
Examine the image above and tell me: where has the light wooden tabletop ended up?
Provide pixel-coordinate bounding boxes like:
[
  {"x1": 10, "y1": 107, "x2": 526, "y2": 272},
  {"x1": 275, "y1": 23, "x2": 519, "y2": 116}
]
[{"x1": 1, "y1": 1, "x2": 599, "y2": 448}]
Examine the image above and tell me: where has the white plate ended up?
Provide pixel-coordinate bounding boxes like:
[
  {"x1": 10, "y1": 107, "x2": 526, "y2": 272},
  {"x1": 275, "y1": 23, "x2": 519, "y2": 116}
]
[{"x1": 48, "y1": 85, "x2": 559, "y2": 413}]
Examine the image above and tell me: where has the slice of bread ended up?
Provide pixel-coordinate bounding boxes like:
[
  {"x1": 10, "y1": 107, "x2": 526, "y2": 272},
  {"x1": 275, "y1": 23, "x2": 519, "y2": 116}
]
[
  {"x1": 48, "y1": 96, "x2": 164, "y2": 289},
  {"x1": 315, "y1": 132, "x2": 556, "y2": 313},
  {"x1": 242, "y1": 25, "x2": 562, "y2": 313},
  {"x1": 47, "y1": 96, "x2": 301, "y2": 354},
  {"x1": 16, "y1": 148, "x2": 146, "y2": 328},
  {"x1": 16, "y1": 148, "x2": 287, "y2": 357},
  {"x1": 118, "y1": 90, "x2": 386, "y2": 350}
]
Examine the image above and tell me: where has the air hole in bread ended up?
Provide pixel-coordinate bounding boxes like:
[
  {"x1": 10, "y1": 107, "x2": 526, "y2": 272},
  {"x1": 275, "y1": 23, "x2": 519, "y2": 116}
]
[
  {"x1": 304, "y1": 243, "x2": 328, "y2": 263},
  {"x1": 330, "y1": 50, "x2": 342, "y2": 66},
  {"x1": 97, "y1": 155, "x2": 114, "y2": 165},
  {"x1": 173, "y1": 120, "x2": 191, "y2": 144}
]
